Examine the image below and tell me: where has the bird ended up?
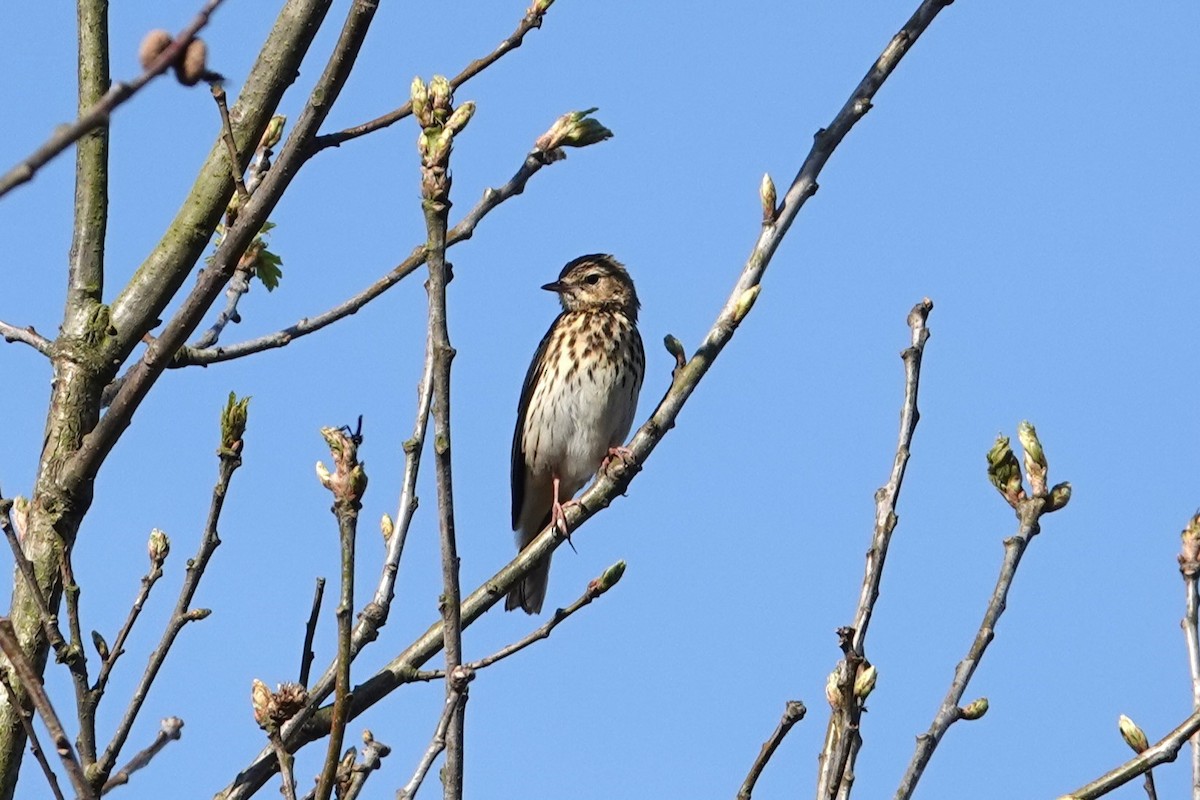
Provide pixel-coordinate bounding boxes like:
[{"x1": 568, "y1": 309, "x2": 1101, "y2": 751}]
[{"x1": 509, "y1": 254, "x2": 646, "y2": 614}]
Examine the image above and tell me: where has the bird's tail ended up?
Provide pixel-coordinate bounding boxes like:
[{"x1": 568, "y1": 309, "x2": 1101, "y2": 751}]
[{"x1": 506, "y1": 552, "x2": 553, "y2": 614}]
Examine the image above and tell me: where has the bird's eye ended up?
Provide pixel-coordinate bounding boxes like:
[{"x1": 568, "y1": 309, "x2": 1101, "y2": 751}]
[{"x1": 584, "y1": 273, "x2": 601, "y2": 285}]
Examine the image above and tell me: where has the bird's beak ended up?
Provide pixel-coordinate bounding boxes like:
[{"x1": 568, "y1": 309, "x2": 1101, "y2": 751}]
[{"x1": 541, "y1": 281, "x2": 564, "y2": 293}]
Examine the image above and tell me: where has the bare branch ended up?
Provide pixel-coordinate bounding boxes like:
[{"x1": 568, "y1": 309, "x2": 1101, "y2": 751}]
[
  {"x1": 896, "y1": 486, "x2": 1063, "y2": 796},
  {"x1": 737, "y1": 701, "x2": 806, "y2": 800},
  {"x1": 0, "y1": 322, "x2": 53, "y2": 357},
  {"x1": 414, "y1": 74, "x2": 469, "y2": 800},
  {"x1": 312, "y1": 0, "x2": 556, "y2": 153},
  {"x1": 299, "y1": 578, "x2": 326, "y2": 687},
  {"x1": 816, "y1": 299, "x2": 933, "y2": 799},
  {"x1": 217, "y1": 0, "x2": 959, "y2": 792},
  {"x1": 99, "y1": 717, "x2": 183, "y2": 795},
  {"x1": 0, "y1": 675, "x2": 65, "y2": 800},
  {"x1": 396, "y1": 690, "x2": 461, "y2": 800},
  {"x1": 0, "y1": 0, "x2": 227, "y2": 199},
  {"x1": 312, "y1": 426, "x2": 366, "y2": 800},
  {"x1": 338, "y1": 731, "x2": 390, "y2": 800},
  {"x1": 175, "y1": 141, "x2": 568, "y2": 367},
  {"x1": 212, "y1": 84, "x2": 250, "y2": 202},
  {"x1": 1060, "y1": 710, "x2": 1200, "y2": 800},
  {"x1": 94, "y1": 396, "x2": 247, "y2": 785},
  {"x1": 465, "y1": 562, "x2": 626, "y2": 674},
  {"x1": 0, "y1": 621, "x2": 94, "y2": 799}
]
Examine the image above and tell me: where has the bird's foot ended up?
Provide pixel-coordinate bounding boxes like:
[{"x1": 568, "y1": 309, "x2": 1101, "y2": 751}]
[
  {"x1": 602, "y1": 445, "x2": 636, "y2": 473},
  {"x1": 551, "y1": 498, "x2": 581, "y2": 554}
]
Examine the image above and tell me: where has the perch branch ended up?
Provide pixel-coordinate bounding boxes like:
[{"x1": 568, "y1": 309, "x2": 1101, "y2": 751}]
[
  {"x1": 216, "y1": 0, "x2": 958, "y2": 793},
  {"x1": 737, "y1": 701, "x2": 806, "y2": 800}
]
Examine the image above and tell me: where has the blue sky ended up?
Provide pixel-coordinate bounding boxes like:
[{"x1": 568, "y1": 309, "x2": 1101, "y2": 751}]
[{"x1": 2, "y1": 1, "x2": 1198, "y2": 798}]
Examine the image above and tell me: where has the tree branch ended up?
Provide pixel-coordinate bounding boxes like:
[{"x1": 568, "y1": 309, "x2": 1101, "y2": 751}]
[
  {"x1": 0, "y1": 0, "x2": 227, "y2": 200},
  {"x1": 396, "y1": 690, "x2": 461, "y2": 800},
  {"x1": 0, "y1": 322, "x2": 53, "y2": 356},
  {"x1": 737, "y1": 701, "x2": 806, "y2": 800},
  {"x1": 310, "y1": 0, "x2": 556, "y2": 154},
  {"x1": 412, "y1": 74, "x2": 470, "y2": 800},
  {"x1": 99, "y1": 717, "x2": 183, "y2": 796},
  {"x1": 1059, "y1": 710, "x2": 1200, "y2": 800},
  {"x1": 1180, "y1": 513, "x2": 1200, "y2": 799},
  {"x1": 215, "y1": 1, "x2": 960, "y2": 793},
  {"x1": 174, "y1": 138, "x2": 569, "y2": 368},
  {"x1": 0, "y1": 621, "x2": 94, "y2": 800},
  {"x1": 816, "y1": 299, "x2": 933, "y2": 800},
  {"x1": 0, "y1": 675, "x2": 64, "y2": 800},
  {"x1": 299, "y1": 578, "x2": 326, "y2": 687},
  {"x1": 93, "y1": 396, "x2": 248, "y2": 786}
]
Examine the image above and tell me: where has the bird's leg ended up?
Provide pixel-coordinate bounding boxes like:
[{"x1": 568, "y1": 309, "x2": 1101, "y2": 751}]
[{"x1": 550, "y1": 475, "x2": 580, "y2": 553}]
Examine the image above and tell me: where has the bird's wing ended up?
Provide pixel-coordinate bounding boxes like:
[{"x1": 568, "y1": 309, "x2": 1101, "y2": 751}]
[{"x1": 511, "y1": 314, "x2": 563, "y2": 529}]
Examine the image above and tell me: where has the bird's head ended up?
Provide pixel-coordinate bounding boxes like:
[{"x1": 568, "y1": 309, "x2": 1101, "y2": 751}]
[{"x1": 542, "y1": 254, "x2": 639, "y2": 320}]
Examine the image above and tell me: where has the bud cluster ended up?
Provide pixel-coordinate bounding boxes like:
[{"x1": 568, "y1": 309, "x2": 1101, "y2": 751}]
[
  {"x1": 316, "y1": 426, "x2": 369, "y2": 506},
  {"x1": 412, "y1": 76, "x2": 475, "y2": 203},
  {"x1": 251, "y1": 679, "x2": 310, "y2": 731}
]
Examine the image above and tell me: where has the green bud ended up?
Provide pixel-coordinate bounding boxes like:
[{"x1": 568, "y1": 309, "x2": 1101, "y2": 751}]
[
  {"x1": 760, "y1": 173, "x2": 777, "y2": 224},
  {"x1": 1016, "y1": 421, "x2": 1045, "y2": 468},
  {"x1": 534, "y1": 108, "x2": 613, "y2": 153},
  {"x1": 663, "y1": 334, "x2": 687, "y2": 371},
  {"x1": 825, "y1": 668, "x2": 843, "y2": 711},
  {"x1": 1045, "y1": 482, "x2": 1072, "y2": 513},
  {"x1": 960, "y1": 697, "x2": 989, "y2": 720},
  {"x1": 91, "y1": 630, "x2": 109, "y2": 661},
  {"x1": 315, "y1": 461, "x2": 333, "y2": 489},
  {"x1": 259, "y1": 115, "x2": 286, "y2": 150},
  {"x1": 381, "y1": 513, "x2": 394, "y2": 540},
  {"x1": 1117, "y1": 714, "x2": 1148, "y2": 753},
  {"x1": 147, "y1": 528, "x2": 170, "y2": 564},
  {"x1": 853, "y1": 663, "x2": 877, "y2": 700},
  {"x1": 1181, "y1": 511, "x2": 1200, "y2": 566},
  {"x1": 219, "y1": 392, "x2": 250, "y2": 454},
  {"x1": 1017, "y1": 420, "x2": 1048, "y2": 494},
  {"x1": 732, "y1": 285, "x2": 761, "y2": 324},
  {"x1": 986, "y1": 434, "x2": 1024, "y2": 504},
  {"x1": 445, "y1": 101, "x2": 475, "y2": 136},
  {"x1": 596, "y1": 561, "x2": 626, "y2": 593},
  {"x1": 410, "y1": 77, "x2": 430, "y2": 125}
]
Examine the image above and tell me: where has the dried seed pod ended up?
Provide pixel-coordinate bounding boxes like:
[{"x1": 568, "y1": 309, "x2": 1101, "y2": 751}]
[
  {"x1": 174, "y1": 38, "x2": 209, "y2": 86},
  {"x1": 138, "y1": 29, "x2": 173, "y2": 71}
]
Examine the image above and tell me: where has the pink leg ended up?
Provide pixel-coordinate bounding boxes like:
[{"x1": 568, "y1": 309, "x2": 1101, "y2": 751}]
[{"x1": 549, "y1": 475, "x2": 582, "y2": 551}]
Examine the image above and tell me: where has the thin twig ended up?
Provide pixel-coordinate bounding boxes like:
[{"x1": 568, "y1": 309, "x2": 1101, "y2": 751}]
[
  {"x1": 416, "y1": 77, "x2": 468, "y2": 800},
  {"x1": 212, "y1": 84, "x2": 249, "y2": 202},
  {"x1": 175, "y1": 144, "x2": 563, "y2": 367},
  {"x1": 0, "y1": 674, "x2": 65, "y2": 800},
  {"x1": 0, "y1": 621, "x2": 94, "y2": 799},
  {"x1": 94, "y1": 436, "x2": 244, "y2": 784},
  {"x1": 737, "y1": 701, "x2": 806, "y2": 800},
  {"x1": 217, "y1": 0, "x2": 958, "y2": 792},
  {"x1": 58, "y1": 551, "x2": 94, "y2": 763},
  {"x1": 267, "y1": 729, "x2": 298, "y2": 800},
  {"x1": 313, "y1": 426, "x2": 365, "y2": 800},
  {"x1": 1060, "y1": 710, "x2": 1200, "y2": 800},
  {"x1": 0, "y1": 322, "x2": 53, "y2": 357},
  {"x1": 396, "y1": 690, "x2": 460, "y2": 800},
  {"x1": 894, "y1": 495, "x2": 1049, "y2": 798},
  {"x1": 0, "y1": 0, "x2": 228, "y2": 199},
  {"x1": 99, "y1": 716, "x2": 183, "y2": 795},
  {"x1": 1181, "y1": 516, "x2": 1200, "y2": 800},
  {"x1": 299, "y1": 578, "x2": 326, "y2": 687},
  {"x1": 339, "y1": 731, "x2": 389, "y2": 800},
  {"x1": 816, "y1": 299, "x2": 933, "y2": 800},
  {"x1": 311, "y1": 0, "x2": 556, "y2": 154}
]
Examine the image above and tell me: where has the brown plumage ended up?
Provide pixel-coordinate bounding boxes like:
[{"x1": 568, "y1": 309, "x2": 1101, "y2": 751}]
[{"x1": 509, "y1": 255, "x2": 645, "y2": 613}]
